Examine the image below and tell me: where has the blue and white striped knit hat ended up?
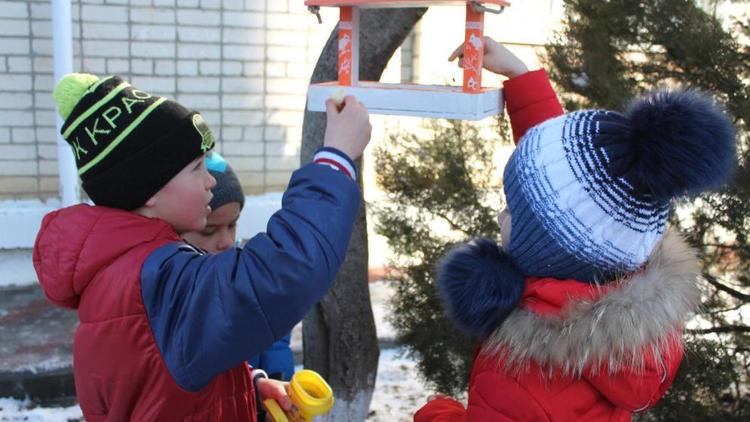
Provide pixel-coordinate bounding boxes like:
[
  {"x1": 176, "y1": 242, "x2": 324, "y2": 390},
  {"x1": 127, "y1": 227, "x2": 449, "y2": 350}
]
[
  {"x1": 437, "y1": 89, "x2": 736, "y2": 337},
  {"x1": 503, "y1": 89, "x2": 736, "y2": 283}
]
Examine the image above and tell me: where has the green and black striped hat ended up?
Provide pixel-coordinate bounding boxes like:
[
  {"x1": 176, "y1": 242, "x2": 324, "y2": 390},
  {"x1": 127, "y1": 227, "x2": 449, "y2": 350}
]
[{"x1": 53, "y1": 73, "x2": 215, "y2": 210}]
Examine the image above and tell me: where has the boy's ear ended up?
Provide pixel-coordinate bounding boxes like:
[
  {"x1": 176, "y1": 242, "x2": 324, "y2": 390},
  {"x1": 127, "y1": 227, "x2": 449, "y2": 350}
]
[
  {"x1": 132, "y1": 194, "x2": 158, "y2": 218},
  {"x1": 144, "y1": 194, "x2": 157, "y2": 208}
]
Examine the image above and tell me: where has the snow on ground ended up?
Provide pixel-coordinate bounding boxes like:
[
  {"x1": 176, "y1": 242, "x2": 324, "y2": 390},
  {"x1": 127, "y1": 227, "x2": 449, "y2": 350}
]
[
  {"x1": 0, "y1": 281, "x2": 439, "y2": 420},
  {"x1": 0, "y1": 397, "x2": 82, "y2": 421},
  {"x1": 367, "y1": 348, "x2": 431, "y2": 421},
  {"x1": 0, "y1": 347, "x2": 430, "y2": 421}
]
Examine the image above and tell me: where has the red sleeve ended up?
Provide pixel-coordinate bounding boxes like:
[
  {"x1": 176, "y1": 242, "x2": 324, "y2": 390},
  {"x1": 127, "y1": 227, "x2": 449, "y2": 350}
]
[
  {"x1": 502, "y1": 69, "x2": 564, "y2": 144},
  {"x1": 465, "y1": 371, "x2": 549, "y2": 422},
  {"x1": 585, "y1": 337, "x2": 684, "y2": 412},
  {"x1": 414, "y1": 397, "x2": 466, "y2": 422}
]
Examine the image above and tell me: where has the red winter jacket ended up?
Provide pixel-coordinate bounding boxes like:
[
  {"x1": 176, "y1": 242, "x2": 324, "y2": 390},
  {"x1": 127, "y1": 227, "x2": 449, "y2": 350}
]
[
  {"x1": 415, "y1": 250, "x2": 697, "y2": 422},
  {"x1": 503, "y1": 69, "x2": 563, "y2": 144},
  {"x1": 34, "y1": 205, "x2": 256, "y2": 421},
  {"x1": 414, "y1": 71, "x2": 700, "y2": 422}
]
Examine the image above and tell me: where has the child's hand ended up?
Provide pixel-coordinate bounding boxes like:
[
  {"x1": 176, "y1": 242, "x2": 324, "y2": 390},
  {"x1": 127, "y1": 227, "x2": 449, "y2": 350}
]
[
  {"x1": 448, "y1": 36, "x2": 529, "y2": 79},
  {"x1": 324, "y1": 96, "x2": 372, "y2": 161},
  {"x1": 257, "y1": 377, "x2": 292, "y2": 411}
]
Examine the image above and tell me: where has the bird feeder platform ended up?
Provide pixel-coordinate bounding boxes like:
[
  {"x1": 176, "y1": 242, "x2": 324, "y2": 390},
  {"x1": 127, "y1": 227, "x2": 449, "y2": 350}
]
[{"x1": 305, "y1": 0, "x2": 511, "y2": 120}]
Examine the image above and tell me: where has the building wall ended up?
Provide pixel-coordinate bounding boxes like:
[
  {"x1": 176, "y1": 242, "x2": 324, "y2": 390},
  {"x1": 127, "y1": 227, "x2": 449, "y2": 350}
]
[{"x1": 0, "y1": 0, "x2": 342, "y2": 200}]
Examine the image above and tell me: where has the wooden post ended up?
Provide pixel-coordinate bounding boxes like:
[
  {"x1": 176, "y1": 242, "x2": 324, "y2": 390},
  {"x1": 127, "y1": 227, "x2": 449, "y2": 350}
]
[
  {"x1": 463, "y1": 3, "x2": 484, "y2": 92},
  {"x1": 338, "y1": 6, "x2": 360, "y2": 86}
]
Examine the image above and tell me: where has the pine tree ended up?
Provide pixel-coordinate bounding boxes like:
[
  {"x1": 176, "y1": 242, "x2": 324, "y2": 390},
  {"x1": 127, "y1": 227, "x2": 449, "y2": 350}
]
[{"x1": 373, "y1": 118, "x2": 511, "y2": 394}]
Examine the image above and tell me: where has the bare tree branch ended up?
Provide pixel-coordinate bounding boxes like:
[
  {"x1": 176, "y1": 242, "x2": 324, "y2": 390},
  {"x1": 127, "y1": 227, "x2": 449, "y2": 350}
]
[
  {"x1": 688, "y1": 325, "x2": 750, "y2": 335},
  {"x1": 703, "y1": 273, "x2": 750, "y2": 302},
  {"x1": 703, "y1": 303, "x2": 746, "y2": 316}
]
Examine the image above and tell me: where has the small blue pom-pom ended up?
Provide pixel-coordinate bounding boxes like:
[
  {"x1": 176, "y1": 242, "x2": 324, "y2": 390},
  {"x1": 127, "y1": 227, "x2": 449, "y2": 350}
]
[
  {"x1": 623, "y1": 89, "x2": 737, "y2": 201},
  {"x1": 437, "y1": 238, "x2": 525, "y2": 338}
]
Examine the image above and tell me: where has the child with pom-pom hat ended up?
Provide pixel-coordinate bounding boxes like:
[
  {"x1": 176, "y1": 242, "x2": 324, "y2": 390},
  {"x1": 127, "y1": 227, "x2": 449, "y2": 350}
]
[
  {"x1": 415, "y1": 37, "x2": 737, "y2": 422},
  {"x1": 34, "y1": 73, "x2": 371, "y2": 420}
]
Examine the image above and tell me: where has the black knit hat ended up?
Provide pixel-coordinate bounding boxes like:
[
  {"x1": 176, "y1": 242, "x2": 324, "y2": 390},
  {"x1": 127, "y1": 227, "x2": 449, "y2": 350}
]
[
  {"x1": 205, "y1": 152, "x2": 245, "y2": 211},
  {"x1": 53, "y1": 73, "x2": 215, "y2": 210}
]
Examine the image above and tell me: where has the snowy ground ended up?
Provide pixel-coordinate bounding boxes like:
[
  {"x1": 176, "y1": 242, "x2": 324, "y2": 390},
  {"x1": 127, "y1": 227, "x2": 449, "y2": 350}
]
[
  {"x1": 367, "y1": 348, "x2": 431, "y2": 421},
  {"x1": 0, "y1": 348, "x2": 429, "y2": 421},
  {"x1": 0, "y1": 282, "x2": 437, "y2": 421},
  {"x1": 0, "y1": 398, "x2": 82, "y2": 421}
]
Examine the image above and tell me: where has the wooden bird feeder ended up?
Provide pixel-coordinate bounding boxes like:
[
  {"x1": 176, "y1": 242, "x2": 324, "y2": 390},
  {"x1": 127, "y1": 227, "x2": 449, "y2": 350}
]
[{"x1": 305, "y1": 0, "x2": 511, "y2": 120}]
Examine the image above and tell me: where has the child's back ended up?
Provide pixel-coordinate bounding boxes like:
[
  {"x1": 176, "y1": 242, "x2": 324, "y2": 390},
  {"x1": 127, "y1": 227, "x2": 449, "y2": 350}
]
[
  {"x1": 37, "y1": 205, "x2": 255, "y2": 419},
  {"x1": 415, "y1": 38, "x2": 737, "y2": 422}
]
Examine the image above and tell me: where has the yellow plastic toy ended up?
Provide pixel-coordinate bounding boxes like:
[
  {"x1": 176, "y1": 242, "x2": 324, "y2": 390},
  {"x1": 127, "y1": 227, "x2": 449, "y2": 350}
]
[{"x1": 263, "y1": 369, "x2": 334, "y2": 422}]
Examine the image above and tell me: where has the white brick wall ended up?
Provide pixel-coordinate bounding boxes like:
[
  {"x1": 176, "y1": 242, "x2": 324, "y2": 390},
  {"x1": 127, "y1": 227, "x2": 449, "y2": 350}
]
[
  {"x1": 0, "y1": 2, "x2": 29, "y2": 19},
  {"x1": 0, "y1": 0, "x2": 342, "y2": 199}
]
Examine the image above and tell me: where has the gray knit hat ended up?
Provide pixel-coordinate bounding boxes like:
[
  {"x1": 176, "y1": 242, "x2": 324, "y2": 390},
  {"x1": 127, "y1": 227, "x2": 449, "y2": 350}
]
[{"x1": 205, "y1": 152, "x2": 244, "y2": 210}]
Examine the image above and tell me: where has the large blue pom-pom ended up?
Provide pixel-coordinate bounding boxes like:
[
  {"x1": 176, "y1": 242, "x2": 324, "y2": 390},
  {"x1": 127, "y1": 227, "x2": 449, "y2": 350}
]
[
  {"x1": 437, "y1": 238, "x2": 525, "y2": 338},
  {"x1": 622, "y1": 89, "x2": 737, "y2": 201}
]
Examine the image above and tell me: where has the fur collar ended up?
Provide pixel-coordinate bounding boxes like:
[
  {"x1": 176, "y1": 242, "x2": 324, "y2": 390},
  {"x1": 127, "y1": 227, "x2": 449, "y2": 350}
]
[{"x1": 482, "y1": 230, "x2": 701, "y2": 375}]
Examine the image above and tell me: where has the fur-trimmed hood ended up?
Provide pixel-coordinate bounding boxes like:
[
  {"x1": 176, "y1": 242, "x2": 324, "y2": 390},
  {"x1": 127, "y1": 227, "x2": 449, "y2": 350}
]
[{"x1": 482, "y1": 230, "x2": 701, "y2": 375}]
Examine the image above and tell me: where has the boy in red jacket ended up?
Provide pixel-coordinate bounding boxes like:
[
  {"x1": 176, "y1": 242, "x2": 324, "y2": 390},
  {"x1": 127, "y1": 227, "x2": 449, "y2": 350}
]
[
  {"x1": 34, "y1": 73, "x2": 370, "y2": 421},
  {"x1": 415, "y1": 38, "x2": 736, "y2": 421}
]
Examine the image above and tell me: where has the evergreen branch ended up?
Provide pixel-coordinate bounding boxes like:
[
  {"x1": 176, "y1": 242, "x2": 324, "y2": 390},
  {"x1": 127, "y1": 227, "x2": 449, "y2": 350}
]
[
  {"x1": 688, "y1": 325, "x2": 750, "y2": 335},
  {"x1": 430, "y1": 209, "x2": 476, "y2": 237},
  {"x1": 703, "y1": 273, "x2": 750, "y2": 302}
]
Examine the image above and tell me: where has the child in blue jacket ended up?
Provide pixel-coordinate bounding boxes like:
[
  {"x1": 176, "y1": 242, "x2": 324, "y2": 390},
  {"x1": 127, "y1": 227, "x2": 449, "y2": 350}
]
[
  {"x1": 34, "y1": 73, "x2": 370, "y2": 421},
  {"x1": 183, "y1": 152, "x2": 296, "y2": 413}
]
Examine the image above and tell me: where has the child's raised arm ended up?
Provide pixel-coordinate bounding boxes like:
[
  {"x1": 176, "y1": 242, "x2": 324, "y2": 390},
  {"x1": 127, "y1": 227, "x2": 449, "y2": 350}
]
[
  {"x1": 140, "y1": 100, "x2": 372, "y2": 392},
  {"x1": 448, "y1": 36, "x2": 563, "y2": 143}
]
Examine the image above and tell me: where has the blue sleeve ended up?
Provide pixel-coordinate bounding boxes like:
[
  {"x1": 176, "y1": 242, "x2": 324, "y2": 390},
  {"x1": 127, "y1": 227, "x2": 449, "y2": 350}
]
[
  {"x1": 253, "y1": 334, "x2": 295, "y2": 381},
  {"x1": 141, "y1": 163, "x2": 359, "y2": 391}
]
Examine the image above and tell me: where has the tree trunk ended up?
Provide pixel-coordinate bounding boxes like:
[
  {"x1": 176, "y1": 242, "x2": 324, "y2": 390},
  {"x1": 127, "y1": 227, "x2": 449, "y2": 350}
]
[{"x1": 300, "y1": 8, "x2": 427, "y2": 421}]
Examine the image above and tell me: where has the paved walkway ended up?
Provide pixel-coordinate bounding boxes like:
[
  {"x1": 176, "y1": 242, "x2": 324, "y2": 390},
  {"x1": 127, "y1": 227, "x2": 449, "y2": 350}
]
[{"x1": 0, "y1": 284, "x2": 77, "y2": 405}]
